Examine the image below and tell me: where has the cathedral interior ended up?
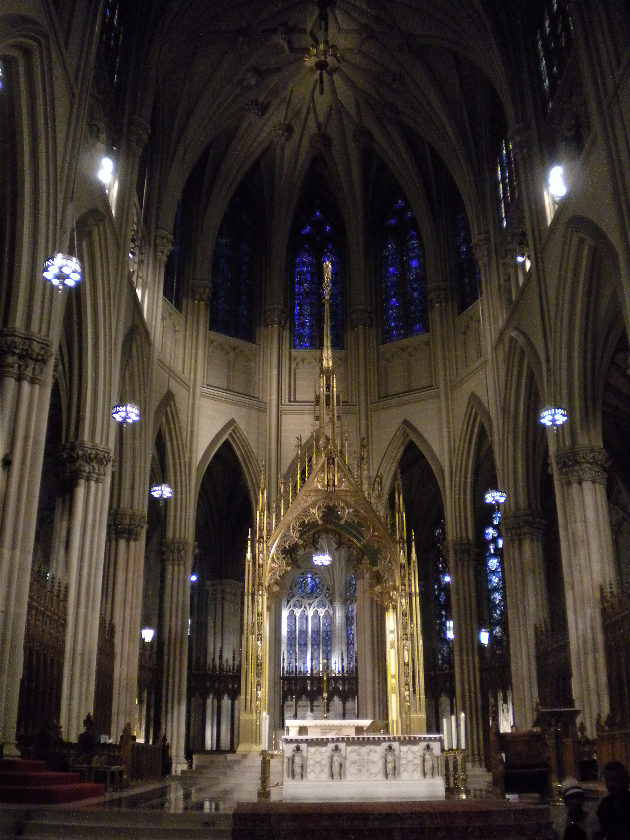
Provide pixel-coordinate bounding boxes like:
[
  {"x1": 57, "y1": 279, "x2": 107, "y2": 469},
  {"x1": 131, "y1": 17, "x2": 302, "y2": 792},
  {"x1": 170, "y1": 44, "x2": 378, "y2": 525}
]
[{"x1": 1, "y1": 0, "x2": 630, "y2": 785}]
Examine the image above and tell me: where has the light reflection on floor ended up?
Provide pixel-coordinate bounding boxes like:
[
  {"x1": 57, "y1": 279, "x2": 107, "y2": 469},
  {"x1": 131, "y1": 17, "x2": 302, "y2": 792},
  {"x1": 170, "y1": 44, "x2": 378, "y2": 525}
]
[{"x1": 103, "y1": 779, "x2": 226, "y2": 813}]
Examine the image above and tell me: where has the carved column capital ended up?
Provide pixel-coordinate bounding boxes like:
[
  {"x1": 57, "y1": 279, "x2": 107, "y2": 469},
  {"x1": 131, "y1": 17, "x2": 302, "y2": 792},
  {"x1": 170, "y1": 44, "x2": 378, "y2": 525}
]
[
  {"x1": 108, "y1": 508, "x2": 147, "y2": 541},
  {"x1": 161, "y1": 538, "x2": 192, "y2": 564},
  {"x1": 264, "y1": 304, "x2": 287, "y2": 328},
  {"x1": 501, "y1": 510, "x2": 546, "y2": 540},
  {"x1": 0, "y1": 329, "x2": 53, "y2": 384},
  {"x1": 127, "y1": 115, "x2": 150, "y2": 154},
  {"x1": 349, "y1": 304, "x2": 370, "y2": 328},
  {"x1": 190, "y1": 277, "x2": 212, "y2": 305},
  {"x1": 155, "y1": 230, "x2": 174, "y2": 265},
  {"x1": 60, "y1": 441, "x2": 113, "y2": 483},
  {"x1": 555, "y1": 446, "x2": 609, "y2": 486},
  {"x1": 427, "y1": 283, "x2": 451, "y2": 308}
]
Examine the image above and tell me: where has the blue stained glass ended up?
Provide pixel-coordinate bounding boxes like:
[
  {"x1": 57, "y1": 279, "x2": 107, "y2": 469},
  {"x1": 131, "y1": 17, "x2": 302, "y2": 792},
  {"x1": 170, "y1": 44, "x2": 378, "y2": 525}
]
[
  {"x1": 454, "y1": 211, "x2": 480, "y2": 312},
  {"x1": 293, "y1": 204, "x2": 343, "y2": 349},
  {"x1": 346, "y1": 572, "x2": 356, "y2": 600},
  {"x1": 432, "y1": 520, "x2": 452, "y2": 669},
  {"x1": 380, "y1": 200, "x2": 427, "y2": 343},
  {"x1": 311, "y1": 612, "x2": 321, "y2": 669},
  {"x1": 210, "y1": 195, "x2": 256, "y2": 341},
  {"x1": 346, "y1": 604, "x2": 355, "y2": 668},
  {"x1": 298, "y1": 611, "x2": 308, "y2": 671},
  {"x1": 484, "y1": 504, "x2": 507, "y2": 654},
  {"x1": 322, "y1": 611, "x2": 332, "y2": 666}
]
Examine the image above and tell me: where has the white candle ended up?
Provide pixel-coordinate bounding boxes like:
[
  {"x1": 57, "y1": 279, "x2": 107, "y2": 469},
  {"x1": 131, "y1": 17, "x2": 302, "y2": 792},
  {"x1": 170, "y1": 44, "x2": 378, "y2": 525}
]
[
  {"x1": 460, "y1": 712, "x2": 466, "y2": 751},
  {"x1": 451, "y1": 714, "x2": 457, "y2": 750},
  {"x1": 442, "y1": 717, "x2": 449, "y2": 750}
]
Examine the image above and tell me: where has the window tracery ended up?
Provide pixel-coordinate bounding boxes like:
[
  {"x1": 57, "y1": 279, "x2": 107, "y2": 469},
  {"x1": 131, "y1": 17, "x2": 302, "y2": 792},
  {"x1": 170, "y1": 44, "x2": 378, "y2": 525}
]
[
  {"x1": 293, "y1": 206, "x2": 343, "y2": 349},
  {"x1": 380, "y1": 199, "x2": 427, "y2": 343},
  {"x1": 210, "y1": 194, "x2": 256, "y2": 341}
]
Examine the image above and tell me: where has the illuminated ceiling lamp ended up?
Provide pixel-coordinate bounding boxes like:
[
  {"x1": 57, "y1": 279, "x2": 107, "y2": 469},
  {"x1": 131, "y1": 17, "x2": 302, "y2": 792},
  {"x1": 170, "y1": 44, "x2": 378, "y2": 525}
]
[
  {"x1": 42, "y1": 252, "x2": 82, "y2": 289},
  {"x1": 538, "y1": 405, "x2": 568, "y2": 429},
  {"x1": 548, "y1": 164, "x2": 567, "y2": 200},
  {"x1": 111, "y1": 402, "x2": 140, "y2": 424},
  {"x1": 150, "y1": 482, "x2": 173, "y2": 500},
  {"x1": 484, "y1": 489, "x2": 507, "y2": 506},
  {"x1": 313, "y1": 532, "x2": 332, "y2": 566}
]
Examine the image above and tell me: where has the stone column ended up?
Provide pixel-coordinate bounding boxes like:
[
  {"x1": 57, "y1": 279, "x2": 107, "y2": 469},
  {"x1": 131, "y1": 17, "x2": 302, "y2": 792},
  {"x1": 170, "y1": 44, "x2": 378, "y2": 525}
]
[
  {"x1": 554, "y1": 445, "x2": 615, "y2": 733},
  {"x1": 501, "y1": 510, "x2": 547, "y2": 729},
  {"x1": 105, "y1": 508, "x2": 147, "y2": 740},
  {"x1": 448, "y1": 539, "x2": 484, "y2": 765},
  {"x1": 58, "y1": 441, "x2": 113, "y2": 741},
  {"x1": 0, "y1": 330, "x2": 54, "y2": 753},
  {"x1": 264, "y1": 305, "x2": 286, "y2": 502},
  {"x1": 160, "y1": 538, "x2": 193, "y2": 772},
  {"x1": 356, "y1": 571, "x2": 377, "y2": 719}
]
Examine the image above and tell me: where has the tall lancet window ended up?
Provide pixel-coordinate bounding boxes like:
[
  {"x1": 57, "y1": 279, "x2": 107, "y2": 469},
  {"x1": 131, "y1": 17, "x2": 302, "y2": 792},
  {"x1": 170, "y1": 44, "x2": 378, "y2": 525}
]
[
  {"x1": 484, "y1": 506, "x2": 507, "y2": 654},
  {"x1": 293, "y1": 204, "x2": 343, "y2": 349},
  {"x1": 454, "y1": 207, "x2": 480, "y2": 312},
  {"x1": 210, "y1": 192, "x2": 257, "y2": 342},
  {"x1": 284, "y1": 571, "x2": 332, "y2": 673},
  {"x1": 380, "y1": 198, "x2": 427, "y2": 343},
  {"x1": 345, "y1": 572, "x2": 356, "y2": 671}
]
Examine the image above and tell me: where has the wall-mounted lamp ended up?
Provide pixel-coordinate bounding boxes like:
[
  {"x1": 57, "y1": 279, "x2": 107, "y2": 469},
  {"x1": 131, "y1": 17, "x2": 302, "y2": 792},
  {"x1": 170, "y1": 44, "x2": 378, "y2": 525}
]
[
  {"x1": 112, "y1": 402, "x2": 140, "y2": 424},
  {"x1": 98, "y1": 155, "x2": 114, "y2": 186},
  {"x1": 141, "y1": 627, "x2": 155, "y2": 643},
  {"x1": 479, "y1": 628, "x2": 490, "y2": 646}
]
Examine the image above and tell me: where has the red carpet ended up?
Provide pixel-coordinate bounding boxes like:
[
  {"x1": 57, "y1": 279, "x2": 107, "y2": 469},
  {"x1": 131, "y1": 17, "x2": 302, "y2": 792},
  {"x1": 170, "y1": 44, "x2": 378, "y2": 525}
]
[
  {"x1": 233, "y1": 798, "x2": 556, "y2": 840},
  {"x1": 0, "y1": 758, "x2": 104, "y2": 804}
]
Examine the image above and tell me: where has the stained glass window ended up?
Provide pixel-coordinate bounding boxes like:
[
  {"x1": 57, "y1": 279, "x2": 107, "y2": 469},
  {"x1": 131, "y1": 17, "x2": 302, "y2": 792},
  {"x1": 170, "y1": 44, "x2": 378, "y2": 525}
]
[
  {"x1": 497, "y1": 139, "x2": 518, "y2": 229},
  {"x1": 346, "y1": 572, "x2": 356, "y2": 671},
  {"x1": 285, "y1": 572, "x2": 331, "y2": 673},
  {"x1": 454, "y1": 210, "x2": 480, "y2": 312},
  {"x1": 322, "y1": 611, "x2": 332, "y2": 667},
  {"x1": 536, "y1": 0, "x2": 574, "y2": 110},
  {"x1": 432, "y1": 521, "x2": 452, "y2": 670},
  {"x1": 210, "y1": 193, "x2": 256, "y2": 342},
  {"x1": 381, "y1": 199, "x2": 427, "y2": 343},
  {"x1": 297, "y1": 611, "x2": 308, "y2": 672},
  {"x1": 484, "y1": 507, "x2": 507, "y2": 653},
  {"x1": 293, "y1": 205, "x2": 343, "y2": 349}
]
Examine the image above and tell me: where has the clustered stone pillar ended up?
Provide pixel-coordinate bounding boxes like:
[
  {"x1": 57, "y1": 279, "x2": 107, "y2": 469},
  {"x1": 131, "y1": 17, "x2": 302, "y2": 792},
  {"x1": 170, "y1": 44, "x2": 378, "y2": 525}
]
[
  {"x1": 57, "y1": 441, "x2": 113, "y2": 741},
  {"x1": 160, "y1": 537, "x2": 193, "y2": 772},
  {"x1": 356, "y1": 570, "x2": 382, "y2": 720},
  {"x1": 449, "y1": 539, "x2": 484, "y2": 765},
  {"x1": 264, "y1": 305, "x2": 286, "y2": 503},
  {"x1": 0, "y1": 329, "x2": 54, "y2": 754},
  {"x1": 501, "y1": 510, "x2": 547, "y2": 730},
  {"x1": 554, "y1": 445, "x2": 616, "y2": 733},
  {"x1": 104, "y1": 508, "x2": 147, "y2": 741}
]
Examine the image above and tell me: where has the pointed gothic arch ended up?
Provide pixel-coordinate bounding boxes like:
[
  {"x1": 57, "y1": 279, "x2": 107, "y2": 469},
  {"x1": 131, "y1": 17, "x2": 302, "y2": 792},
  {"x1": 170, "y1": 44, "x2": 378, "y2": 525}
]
[{"x1": 376, "y1": 420, "x2": 445, "y2": 502}]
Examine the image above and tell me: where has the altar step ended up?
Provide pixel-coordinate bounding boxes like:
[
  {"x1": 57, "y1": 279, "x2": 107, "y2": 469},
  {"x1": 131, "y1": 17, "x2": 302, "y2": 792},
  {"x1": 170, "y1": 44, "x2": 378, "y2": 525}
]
[
  {"x1": 185, "y1": 751, "x2": 283, "y2": 807},
  {"x1": 15, "y1": 809, "x2": 231, "y2": 840}
]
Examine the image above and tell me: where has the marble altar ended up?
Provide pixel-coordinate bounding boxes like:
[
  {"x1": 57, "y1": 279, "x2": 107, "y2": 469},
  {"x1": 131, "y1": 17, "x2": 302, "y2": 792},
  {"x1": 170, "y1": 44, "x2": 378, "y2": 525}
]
[{"x1": 281, "y1": 720, "x2": 444, "y2": 801}]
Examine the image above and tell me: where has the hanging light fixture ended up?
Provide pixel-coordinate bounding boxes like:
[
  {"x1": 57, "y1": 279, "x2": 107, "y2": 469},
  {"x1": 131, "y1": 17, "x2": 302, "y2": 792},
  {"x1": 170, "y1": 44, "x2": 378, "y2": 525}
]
[
  {"x1": 479, "y1": 628, "x2": 490, "y2": 646},
  {"x1": 111, "y1": 402, "x2": 140, "y2": 424},
  {"x1": 313, "y1": 532, "x2": 332, "y2": 566},
  {"x1": 484, "y1": 489, "x2": 507, "y2": 505},
  {"x1": 141, "y1": 627, "x2": 155, "y2": 643},
  {"x1": 548, "y1": 164, "x2": 567, "y2": 200},
  {"x1": 42, "y1": 252, "x2": 82, "y2": 289},
  {"x1": 150, "y1": 482, "x2": 173, "y2": 500},
  {"x1": 538, "y1": 405, "x2": 568, "y2": 428}
]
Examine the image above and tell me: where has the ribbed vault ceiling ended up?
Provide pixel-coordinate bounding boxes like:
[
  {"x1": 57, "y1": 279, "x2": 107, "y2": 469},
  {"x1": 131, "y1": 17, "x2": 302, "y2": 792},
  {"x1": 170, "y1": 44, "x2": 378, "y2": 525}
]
[{"x1": 142, "y1": 1, "x2": 516, "y2": 232}]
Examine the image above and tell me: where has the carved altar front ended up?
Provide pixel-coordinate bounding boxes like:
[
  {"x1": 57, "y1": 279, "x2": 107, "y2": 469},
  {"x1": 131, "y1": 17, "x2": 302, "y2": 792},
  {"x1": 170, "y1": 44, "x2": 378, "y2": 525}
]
[{"x1": 282, "y1": 725, "x2": 444, "y2": 801}]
